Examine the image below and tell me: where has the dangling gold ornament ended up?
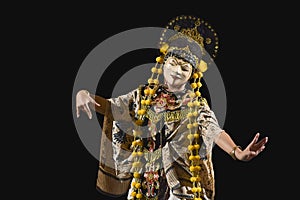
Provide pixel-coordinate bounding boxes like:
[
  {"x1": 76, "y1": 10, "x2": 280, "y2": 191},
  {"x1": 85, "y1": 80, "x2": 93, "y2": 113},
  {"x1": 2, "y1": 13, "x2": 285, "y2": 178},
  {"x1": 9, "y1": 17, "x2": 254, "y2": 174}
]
[{"x1": 198, "y1": 60, "x2": 207, "y2": 72}]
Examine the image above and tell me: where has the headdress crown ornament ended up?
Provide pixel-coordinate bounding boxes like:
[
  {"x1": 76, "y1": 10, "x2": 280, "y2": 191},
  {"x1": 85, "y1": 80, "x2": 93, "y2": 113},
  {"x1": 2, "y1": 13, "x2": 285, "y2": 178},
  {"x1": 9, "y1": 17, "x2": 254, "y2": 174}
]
[{"x1": 159, "y1": 15, "x2": 219, "y2": 68}]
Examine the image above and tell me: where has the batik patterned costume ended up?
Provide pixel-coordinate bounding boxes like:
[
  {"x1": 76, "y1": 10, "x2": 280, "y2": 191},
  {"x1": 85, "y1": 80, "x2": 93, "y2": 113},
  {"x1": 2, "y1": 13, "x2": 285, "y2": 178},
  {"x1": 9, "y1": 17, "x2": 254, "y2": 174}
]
[{"x1": 94, "y1": 15, "x2": 221, "y2": 200}]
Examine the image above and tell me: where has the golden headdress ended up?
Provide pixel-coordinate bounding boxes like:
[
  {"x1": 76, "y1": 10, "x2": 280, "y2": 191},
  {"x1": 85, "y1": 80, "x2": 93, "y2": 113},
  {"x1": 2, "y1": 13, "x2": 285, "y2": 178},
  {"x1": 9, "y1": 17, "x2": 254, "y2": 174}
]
[{"x1": 159, "y1": 15, "x2": 219, "y2": 67}]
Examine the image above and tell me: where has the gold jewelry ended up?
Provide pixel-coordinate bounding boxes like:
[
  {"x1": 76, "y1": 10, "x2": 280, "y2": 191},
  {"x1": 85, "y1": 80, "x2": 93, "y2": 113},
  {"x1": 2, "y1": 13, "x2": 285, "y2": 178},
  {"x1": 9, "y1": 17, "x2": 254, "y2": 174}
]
[{"x1": 229, "y1": 146, "x2": 242, "y2": 160}]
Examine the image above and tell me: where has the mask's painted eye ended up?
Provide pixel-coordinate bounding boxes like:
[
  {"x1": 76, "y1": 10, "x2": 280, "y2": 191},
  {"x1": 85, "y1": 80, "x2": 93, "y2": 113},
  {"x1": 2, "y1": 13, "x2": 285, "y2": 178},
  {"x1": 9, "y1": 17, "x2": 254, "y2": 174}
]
[
  {"x1": 181, "y1": 65, "x2": 190, "y2": 71},
  {"x1": 170, "y1": 61, "x2": 176, "y2": 66}
]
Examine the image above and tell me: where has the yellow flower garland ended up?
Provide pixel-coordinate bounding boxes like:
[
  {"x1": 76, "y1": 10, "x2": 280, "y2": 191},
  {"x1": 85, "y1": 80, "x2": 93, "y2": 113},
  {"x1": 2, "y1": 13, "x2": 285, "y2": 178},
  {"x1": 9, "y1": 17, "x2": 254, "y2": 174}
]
[{"x1": 129, "y1": 43, "x2": 208, "y2": 199}]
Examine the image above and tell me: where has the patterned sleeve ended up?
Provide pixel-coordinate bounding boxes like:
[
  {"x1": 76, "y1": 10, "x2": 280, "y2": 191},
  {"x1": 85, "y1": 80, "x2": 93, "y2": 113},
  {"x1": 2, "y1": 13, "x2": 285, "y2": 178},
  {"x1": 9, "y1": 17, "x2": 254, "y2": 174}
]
[
  {"x1": 107, "y1": 88, "x2": 140, "y2": 122},
  {"x1": 107, "y1": 88, "x2": 140, "y2": 174},
  {"x1": 198, "y1": 103, "x2": 224, "y2": 154}
]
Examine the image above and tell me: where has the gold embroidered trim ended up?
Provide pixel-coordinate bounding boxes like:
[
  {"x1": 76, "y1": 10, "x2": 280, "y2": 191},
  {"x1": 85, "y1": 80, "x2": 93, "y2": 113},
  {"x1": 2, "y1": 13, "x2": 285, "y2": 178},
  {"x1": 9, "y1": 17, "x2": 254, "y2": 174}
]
[
  {"x1": 146, "y1": 109, "x2": 190, "y2": 123},
  {"x1": 167, "y1": 44, "x2": 200, "y2": 67}
]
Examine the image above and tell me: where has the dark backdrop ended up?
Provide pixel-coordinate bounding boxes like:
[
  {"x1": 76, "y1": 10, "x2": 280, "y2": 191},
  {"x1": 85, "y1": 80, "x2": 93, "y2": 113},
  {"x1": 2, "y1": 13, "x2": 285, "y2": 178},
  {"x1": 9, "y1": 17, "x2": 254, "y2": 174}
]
[{"x1": 11, "y1": 1, "x2": 297, "y2": 200}]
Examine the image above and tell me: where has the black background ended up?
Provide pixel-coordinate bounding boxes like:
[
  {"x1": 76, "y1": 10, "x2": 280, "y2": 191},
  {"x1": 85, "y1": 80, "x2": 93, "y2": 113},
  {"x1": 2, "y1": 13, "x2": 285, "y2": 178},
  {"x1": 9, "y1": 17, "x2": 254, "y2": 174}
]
[{"x1": 9, "y1": 1, "x2": 297, "y2": 200}]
